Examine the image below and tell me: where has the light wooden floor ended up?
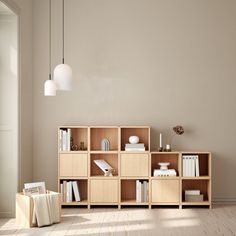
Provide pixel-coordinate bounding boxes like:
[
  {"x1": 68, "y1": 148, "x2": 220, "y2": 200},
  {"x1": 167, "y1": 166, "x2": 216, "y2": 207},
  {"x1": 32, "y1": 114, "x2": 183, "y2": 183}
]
[{"x1": 1, "y1": 205, "x2": 236, "y2": 236}]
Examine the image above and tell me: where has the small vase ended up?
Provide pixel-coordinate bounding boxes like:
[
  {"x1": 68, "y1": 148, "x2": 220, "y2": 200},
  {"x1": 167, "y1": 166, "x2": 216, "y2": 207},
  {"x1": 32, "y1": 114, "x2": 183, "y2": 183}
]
[{"x1": 129, "y1": 136, "x2": 139, "y2": 144}]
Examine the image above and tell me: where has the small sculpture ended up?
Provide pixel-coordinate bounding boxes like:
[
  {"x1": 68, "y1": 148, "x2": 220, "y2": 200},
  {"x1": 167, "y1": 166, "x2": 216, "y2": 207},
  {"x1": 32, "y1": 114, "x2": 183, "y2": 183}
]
[
  {"x1": 167, "y1": 125, "x2": 184, "y2": 151},
  {"x1": 129, "y1": 136, "x2": 139, "y2": 144},
  {"x1": 101, "y1": 138, "x2": 110, "y2": 151}
]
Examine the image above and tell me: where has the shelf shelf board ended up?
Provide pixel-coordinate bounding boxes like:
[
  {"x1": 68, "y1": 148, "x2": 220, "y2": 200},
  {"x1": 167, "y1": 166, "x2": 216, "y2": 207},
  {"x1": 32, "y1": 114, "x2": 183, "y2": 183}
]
[
  {"x1": 59, "y1": 176, "x2": 88, "y2": 180},
  {"x1": 181, "y1": 201, "x2": 210, "y2": 206},
  {"x1": 59, "y1": 151, "x2": 88, "y2": 154},
  {"x1": 151, "y1": 202, "x2": 179, "y2": 205},
  {"x1": 120, "y1": 176, "x2": 149, "y2": 180},
  {"x1": 90, "y1": 176, "x2": 119, "y2": 179},
  {"x1": 120, "y1": 151, "x2": 150, "y2": 154},
  {"x1": 180, "y1": 151, "x2": 211, "y2": 154},
  {"x1": 90, "y1": 150, "x2": 118, "y2": 154},
  {"x1": 181, "y1": 176, "x2": 210, "y2": 180},
  {"x1": 151, "y1": 151, "x2": 180, "y2": 154},
  {"x1": 61, "y1": 200, "x2": 88, "y2": 206},
  {"x1": 151, "y1": 176, "x2": 180, "y2": 180},
  {"x1": 121, "y1": 200, "x2": 149, "y2": 205}
]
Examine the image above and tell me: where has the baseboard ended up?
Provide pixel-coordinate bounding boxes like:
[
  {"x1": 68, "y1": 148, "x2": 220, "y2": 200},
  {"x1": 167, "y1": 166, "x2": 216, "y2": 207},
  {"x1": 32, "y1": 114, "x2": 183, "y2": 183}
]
[{"x1": 213, "y1": 198, "x2": 236, "y2": 204}]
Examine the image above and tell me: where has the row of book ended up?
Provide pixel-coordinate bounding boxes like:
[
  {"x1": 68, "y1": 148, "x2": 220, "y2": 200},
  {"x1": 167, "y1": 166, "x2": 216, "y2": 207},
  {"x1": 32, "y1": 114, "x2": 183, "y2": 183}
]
[
  {"x1": 60, "y1": 181, "x2": 81, "y2": 202},
  {"x1": 182, "y1": 155, "x2": 200, "y2": 177},
  {"x1": 136, "y1": 180, "x2": 149, "y2": 202},
  {"x1": 185, "y1": 190, "x2": 203, "y2": 202},
  {"x1": 59, "y1": 129, "x2": 72, "y2": 151},
  {"x1": 125, "y1": 143, "x2": 145, "y2": 151}
]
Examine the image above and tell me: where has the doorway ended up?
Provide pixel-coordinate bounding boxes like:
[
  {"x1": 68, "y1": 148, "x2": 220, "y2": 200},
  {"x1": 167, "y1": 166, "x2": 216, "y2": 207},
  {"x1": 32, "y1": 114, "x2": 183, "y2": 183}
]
[{"x1": 0, "y1": 1, "x2": 18, "y2": 217}]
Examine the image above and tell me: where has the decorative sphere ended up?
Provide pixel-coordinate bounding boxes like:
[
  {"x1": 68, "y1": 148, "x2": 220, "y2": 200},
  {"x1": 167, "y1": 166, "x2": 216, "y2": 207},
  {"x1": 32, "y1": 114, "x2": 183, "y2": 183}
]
[
  {"x1": 54, "y1": 63, "x2": 73, "y2": 91},
  {"x1": 44, "y1": 79, "x2": 57, "y2": 96},
  {"x1": 129, "y1": 136, "x2": 139, "y2": 144}
]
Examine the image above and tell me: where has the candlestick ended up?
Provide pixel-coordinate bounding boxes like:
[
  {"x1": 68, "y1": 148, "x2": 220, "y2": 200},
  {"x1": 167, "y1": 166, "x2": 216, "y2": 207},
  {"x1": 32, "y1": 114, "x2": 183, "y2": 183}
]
[{"x1": 159, "y1": 133, "x2": 162, "y2": 148}]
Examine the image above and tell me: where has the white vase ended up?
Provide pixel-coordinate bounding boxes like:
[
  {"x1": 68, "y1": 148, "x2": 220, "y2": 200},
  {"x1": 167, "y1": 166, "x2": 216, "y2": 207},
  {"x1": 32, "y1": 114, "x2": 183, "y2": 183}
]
[{"x1": 129, "y1": 136, "x2": 139, "y2": 144}]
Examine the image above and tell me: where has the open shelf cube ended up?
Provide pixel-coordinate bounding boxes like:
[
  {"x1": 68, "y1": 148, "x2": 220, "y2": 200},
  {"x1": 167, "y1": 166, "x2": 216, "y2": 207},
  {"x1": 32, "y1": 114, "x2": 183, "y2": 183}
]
[
  {"x1": 60, "y1": 179, "x2": 88, "y2": 204},
  {"x1": 182, "y1": 152, "x2": 211, "y2": 177},
  {"x1": 90, "y1": 153, "x2": 118, "y2": 176},
  {"x1": 151, "y1": 152, "x2": 179, "y2": 177},
  {"x1": 90, "y1": 127, "x2": 119, "y2": 151},
  {"x1": 182, "y1": 179, "x2": 210, "y2": 203},
  {"x1": 121, "y1": 179, "x2": 149, "y2": 204},
  {"x1": 121, "y1": 127, "x2": 150, "y2": 151},
  {"x1": 59, "y1": 127, "x2": 88, "y2": 151}
]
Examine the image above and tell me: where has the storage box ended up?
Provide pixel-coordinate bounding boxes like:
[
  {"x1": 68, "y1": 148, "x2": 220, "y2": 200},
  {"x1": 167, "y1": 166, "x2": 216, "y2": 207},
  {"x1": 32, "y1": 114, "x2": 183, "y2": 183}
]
[
  {"x1": 185, "y1": 194, "x2": 204, "y2": 202},
  {"x1": 16, "y1": 191, "x2": 61, "y2": 228}
]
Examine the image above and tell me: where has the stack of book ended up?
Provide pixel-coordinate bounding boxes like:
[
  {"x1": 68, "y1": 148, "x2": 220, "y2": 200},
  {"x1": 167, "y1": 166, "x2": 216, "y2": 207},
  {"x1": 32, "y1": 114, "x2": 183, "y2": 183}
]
[
  {"x1": 136, "y1": 180, "x2": 149, "y2": 202},
  {"x1": 182, "y1": 155, "x2": 200, "y2": 177},
  {"x1": 60, "y1": 181, "x2": 81, "y2": 203},
  {"x1": 125, "y1": 143, "x2": 145, "y2": 151},
  {"x1": 185, "y1": 190, "x2": 203, "y2": 202},
  {"x1": 153, "y1": 169, "x2": 177, "y2": 177},
  {"x1": 59, "y1": 128, "x2": 72, "y2": 151}
]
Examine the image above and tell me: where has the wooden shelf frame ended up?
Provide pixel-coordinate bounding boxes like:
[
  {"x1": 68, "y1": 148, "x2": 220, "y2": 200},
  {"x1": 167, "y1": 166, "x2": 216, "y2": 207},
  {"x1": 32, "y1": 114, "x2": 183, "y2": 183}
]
[{"x1": 58, "y1": 126, "x2": 211, "y2": 209}]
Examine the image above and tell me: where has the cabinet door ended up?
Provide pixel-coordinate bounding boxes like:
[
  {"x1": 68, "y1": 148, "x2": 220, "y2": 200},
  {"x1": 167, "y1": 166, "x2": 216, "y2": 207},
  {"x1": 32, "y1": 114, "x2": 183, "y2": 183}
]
[
  {"x1": 59, "y1": 154, "x2": 73, "y2": 177},
  {"x1": 151, "y1": 180, "x2": 179, "y2": 203},
  {"x1": 90, "y1": 179, "x2": 118, "y2": 203},
  {"x1": 59, "y1": 154, "x2": 88, "y2": 177},
  {"x1": 120, "y1": 154, "x2": 149, "y2": 177},
  {"x1": 72, "y1": 154, "x2": 88, "y2": 177}
]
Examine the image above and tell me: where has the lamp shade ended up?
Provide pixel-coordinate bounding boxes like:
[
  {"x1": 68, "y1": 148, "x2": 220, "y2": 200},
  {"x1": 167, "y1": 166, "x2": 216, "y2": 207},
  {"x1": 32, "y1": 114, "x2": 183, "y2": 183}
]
[
  {"x1": 44, "y1": 79, "x2": 57, "y2": 96},
  {"x1": 53, "y1": 63, "x2": 72, "y2": 91}
]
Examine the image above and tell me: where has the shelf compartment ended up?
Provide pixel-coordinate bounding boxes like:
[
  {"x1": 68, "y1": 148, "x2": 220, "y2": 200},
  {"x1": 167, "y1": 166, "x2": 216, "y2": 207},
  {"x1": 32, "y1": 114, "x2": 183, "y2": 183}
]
[
  {"x1": 59, "y1": 127, "x2": 88, "y2": 151},
  {"x1": 90, "y1": 153, "x2": 118, "y2": 177},
  {"x1": 182, "y1": 179, "x2": 210, "y2": 202},
  {"x1": 121, "y1": 127, "x2": 150, "y2": 151},
  {"x1": 151, "y1": 179, "x2": 180, "y2": 203},
  {"x1": 90, "y1": 127, "x2": 119, "y2": 151},
  {"x1": 181, "y1": 152, "x2": 211, "y2": 177},
  {"x1": 121, "y1": 179, "x2": 149, "y2": 204},
  {"x1": 151, "y1": 153, "x2": 179, "y2": 177},
  {"x1": 59, "y1": 179, "x2": 88, "y2": 203}
]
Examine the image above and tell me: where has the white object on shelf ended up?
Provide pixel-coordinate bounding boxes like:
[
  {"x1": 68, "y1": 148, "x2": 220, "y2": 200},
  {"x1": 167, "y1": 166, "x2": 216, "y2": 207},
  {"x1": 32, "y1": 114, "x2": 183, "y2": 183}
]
[
  {"x1": 94, "y1": 159, "x2": 113, "y2": 176},
  {"x1": 158, "y1": 162, "x2": 170, "y2": 170},
  {"x1": 153, "y1": 169, "x2": 177, "y2": 177},
  {"x1": 129, "y1": 136, "x2": 139, "y2": 144}
]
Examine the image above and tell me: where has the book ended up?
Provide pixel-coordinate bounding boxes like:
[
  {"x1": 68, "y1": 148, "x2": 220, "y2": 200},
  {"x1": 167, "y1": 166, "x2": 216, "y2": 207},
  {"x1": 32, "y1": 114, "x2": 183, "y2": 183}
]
[
  {"x1": 67, "y1": 129, "x2": 71, "y2": 151},
  {"x1": 185, "y1": 190, "x2": 200, "y2": 195},
  {"x1": 153, "y1": 169, "x2": 177, "y2": 177},
  {"x1": 125, "y1": 148, "x2": 145, "y2": 151},
  {"x1": 63, "y1": 180, "x2": 67, "y2": 202},
  {"x1": 72, "y1": 181, "x2": 81, "y2": 202},
  {"x1": 60, "y1": 183, "x2": 63, "y2": 202},
  {"x1": 59, "y1": 129, "x2": 63, "y2": 151},
  {"x1": 182, "y1": 156, "x2": 186, "y2": 176},
  {"x1": 62, "y1": 130, "x2": 67, "y2": 151},
  {"x1": 125, "y1": 144, "x2": 145, "y2": 148},
  {"x1": 24, "y1": 182, "x2": 46, "y2": 194},
  {"x1": 143, "y1": 181, "x2": 148, "y2": 202},
  {"x1": 185, "y1": 194, "x2": 203, "y2": 202},
  {"x1": 23, "y1": 186, "x2": 42, "y2": 196},
  {"x1": 190, "y1": 156, "x2": 195, "y2": 177},
  {"x1": 136, "y1": 180, "x2": 142, "y2": 202},
  {"x1": 195, "y1": 155, "x2": 200, "y2": 177}
]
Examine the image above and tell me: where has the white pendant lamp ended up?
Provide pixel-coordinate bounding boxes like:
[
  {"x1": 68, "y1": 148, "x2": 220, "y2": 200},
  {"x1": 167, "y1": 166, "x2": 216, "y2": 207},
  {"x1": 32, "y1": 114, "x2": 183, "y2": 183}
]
[
  {"x1": 44, "y1": 0, "x2": 57, "y2": 96},
  {"x1": 54, "y1": 0, "x2": 73, "y2": 91}
]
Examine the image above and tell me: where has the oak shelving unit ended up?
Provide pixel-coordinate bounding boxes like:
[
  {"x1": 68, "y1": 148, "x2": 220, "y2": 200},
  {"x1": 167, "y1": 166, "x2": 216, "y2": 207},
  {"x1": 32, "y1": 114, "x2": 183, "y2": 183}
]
[{"x1": 58, "y1": 126, "x2": 211, "y2": 209}]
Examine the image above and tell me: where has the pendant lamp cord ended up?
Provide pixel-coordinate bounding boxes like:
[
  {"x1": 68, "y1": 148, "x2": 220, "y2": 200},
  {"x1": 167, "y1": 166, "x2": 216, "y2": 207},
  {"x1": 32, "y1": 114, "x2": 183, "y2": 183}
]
[
  {"x1": 62, "y1": 0, "x2": 65, "y2": 64},
  {"x1": 49, "y1": 0, "x2": 52, "y2": 79}
]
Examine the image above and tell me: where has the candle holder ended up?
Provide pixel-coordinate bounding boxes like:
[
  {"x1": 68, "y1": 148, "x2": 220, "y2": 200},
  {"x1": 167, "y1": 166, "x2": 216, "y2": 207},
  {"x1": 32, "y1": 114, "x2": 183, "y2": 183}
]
[{"x1": 158, "y1": 147, "x2": 163, "y2": 152}]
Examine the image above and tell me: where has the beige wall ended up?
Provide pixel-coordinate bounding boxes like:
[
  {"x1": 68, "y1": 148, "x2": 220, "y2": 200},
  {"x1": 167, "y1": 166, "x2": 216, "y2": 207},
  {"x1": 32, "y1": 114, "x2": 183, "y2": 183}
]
[{"x1": 33, "y1": 0, "x2": 236, "y2": 202}]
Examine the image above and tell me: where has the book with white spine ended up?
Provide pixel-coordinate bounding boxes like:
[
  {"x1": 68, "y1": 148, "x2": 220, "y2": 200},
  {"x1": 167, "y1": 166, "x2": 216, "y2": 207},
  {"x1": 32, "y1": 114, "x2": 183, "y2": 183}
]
[
  {"x1": 72, "y1": 181, "x2": 81, "y2": 202},
  {"x1": 67, "y1": 129, "x2": 71, "y2": 151},
  {"x1": 185, "y1": 190, "x2": 200, "y2": 195},
  {"x1": 94, "y1": 159, "x2": 113, "y2": 174},
  {"x1": 195, "y1": 155, "x2": 200, "y2": 177}
]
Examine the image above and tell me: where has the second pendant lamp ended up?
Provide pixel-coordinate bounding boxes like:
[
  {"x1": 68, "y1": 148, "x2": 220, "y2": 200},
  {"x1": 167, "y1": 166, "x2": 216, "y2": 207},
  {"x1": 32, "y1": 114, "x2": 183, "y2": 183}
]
[{"x1": 54, "y1": 0, "x2": 73, "y2": 91}]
